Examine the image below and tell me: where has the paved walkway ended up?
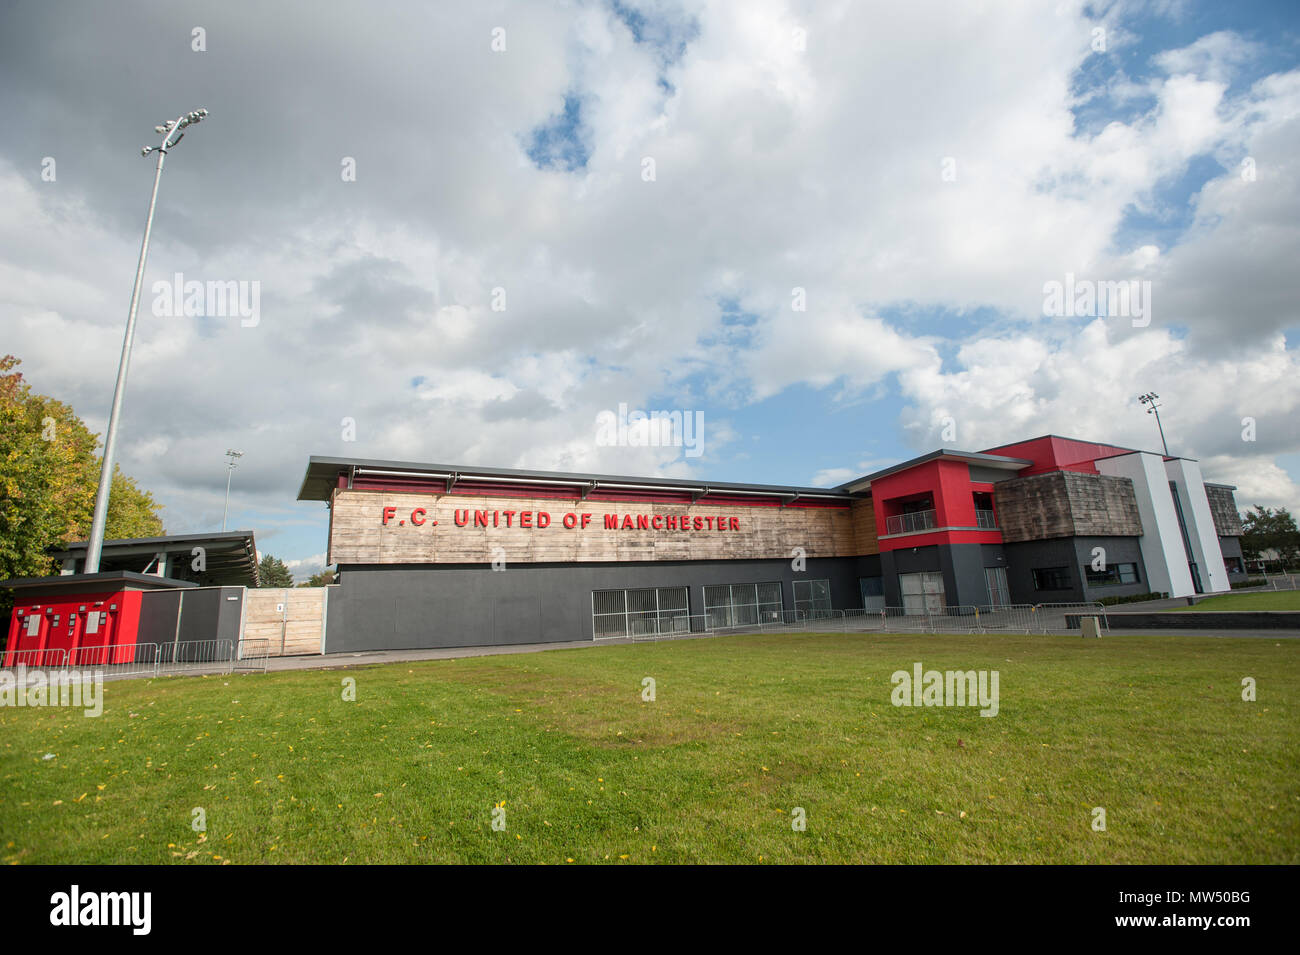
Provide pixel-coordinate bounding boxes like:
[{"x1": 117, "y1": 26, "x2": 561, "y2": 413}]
[
  {"x1": 263, "y1": 638, "x2": 615, "y2": 672},
  {"x1": 258, "y1": 626, "x2": 1300, "y2": 674}
]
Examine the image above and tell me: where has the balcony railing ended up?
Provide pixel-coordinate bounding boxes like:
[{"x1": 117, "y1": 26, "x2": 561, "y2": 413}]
[
  {"x1": 886, "y1": 509, "x2": 936, "y2": 535},
  {"x1": 885, "y1": 508, "x2": 997, "y2": 535}
]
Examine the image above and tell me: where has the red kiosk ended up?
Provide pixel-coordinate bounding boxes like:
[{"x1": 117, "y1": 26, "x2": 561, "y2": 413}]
[{"x1": 2, "y1": 572, "x2": 195, "y2": 666}]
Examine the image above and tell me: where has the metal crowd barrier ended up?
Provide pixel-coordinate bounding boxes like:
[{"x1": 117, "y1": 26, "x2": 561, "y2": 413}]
[
  {"x1": 69, "y1": 642, "x2": 161, "y2": 678},
  {"x1": 1, "y1": 647, "x2": 70, "y2": 670},
  {"x1": 1, "y1": 640, "x2": 271, "y2": 680},
  {"x1": 971, "y1": 604, "x2": 1038, "y2": 633},
  {"x1": 233, "y1": 639, "x2": 272, "y2": 672},
  {"x1": 155, "y1": 638, "x2": 235, "y2": 675}
]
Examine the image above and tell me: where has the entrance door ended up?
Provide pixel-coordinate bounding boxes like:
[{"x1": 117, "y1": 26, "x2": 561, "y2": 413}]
[
  {"x1": 898, "y1": 572, "x2": 946, "y2": 614},
  {"x1": 859, "y1": 576, "x2": 885, "y2": 611},
  {"x1": 984, "y1": 567, "x2": 1010, "y2": 607}
]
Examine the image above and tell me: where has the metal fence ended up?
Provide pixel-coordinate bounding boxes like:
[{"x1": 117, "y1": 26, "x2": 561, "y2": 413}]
[
  {"x1": 1260, "y1": 573, "x2": 1300, "y2": 592},
  {"x1": 1, "y1": 647, "x2": 70, "y2": 670},
  {"x1": 2, "y1": 639, "x2": 271, "y2": 680},
  {"x1": 157, "y1": 639, "x2": 241, "y2": 675},
  {"x1": 69, "y1": 642, "x2": 161, "y2": 679},
  {"x1": 594, "y1": 601, "x2": 1108, "y2": 641},
  {"x1": 968, "y1": 604, "x2": 1036, "y2": 632},
  {"x1": 234, "y1": 639, "x2": 272, "y2": 672}
]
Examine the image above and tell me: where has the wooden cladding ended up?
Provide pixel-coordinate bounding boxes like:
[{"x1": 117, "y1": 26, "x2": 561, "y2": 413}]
[
  {"x1": 328, "y1": 489, "x2": 880, "y2": 564},
  {"x1": 1204, "y1": 485, "x2": 1243, "y2": 537},
  {"x1": 242, "y1": 588, "x2": 326, "y2": 656},
  {"x1": 994, "y1": 471, "x2": 1143, "y2": 542},
  {"x1": 850, "y1": 499, "x2": 879, "y2": 555}
]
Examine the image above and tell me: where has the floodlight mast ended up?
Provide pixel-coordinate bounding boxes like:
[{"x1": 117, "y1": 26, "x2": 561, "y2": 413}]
[
  {"x1": 84, "y1": 110, "x2": 208, "y2": 573},
  {"x1": 1137, "y1": 392, "x2": 1169, "y2": 457},
  {"x1": 223, "y1": 449, "x2": 244, "y2": 532}
]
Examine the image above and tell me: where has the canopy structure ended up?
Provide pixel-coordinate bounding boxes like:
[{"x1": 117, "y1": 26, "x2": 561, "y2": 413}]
[{"x1": 49, "y1": 531, "x2": 259, "y2": 588}]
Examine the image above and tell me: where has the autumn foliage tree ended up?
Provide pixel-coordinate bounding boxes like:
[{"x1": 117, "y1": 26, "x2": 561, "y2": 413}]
[{"x1": 0, "y1": 355, "x2": 165, "y2": 594}]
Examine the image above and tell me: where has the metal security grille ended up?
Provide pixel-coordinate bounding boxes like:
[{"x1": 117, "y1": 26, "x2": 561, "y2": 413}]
[
  {"x1": 898, "y1": 571, "x2": 946, "y2": 614},
  {"x1": 703, "y1": 582, "x2": 783, "y2": 628},
  {"x1": 793, "y1": 578, "x2": 832, "y2": 614},
  {"x1": 984, "y1": 566, "x2": 1010, "y2": 607},
  {"x1": 592, "y1": 586, "x2": 690, "y2": 639}
]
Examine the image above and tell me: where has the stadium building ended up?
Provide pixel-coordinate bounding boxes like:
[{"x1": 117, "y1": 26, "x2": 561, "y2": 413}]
[{"x1": 295, "y1": 434, "x2": 1246, "y2": 651}]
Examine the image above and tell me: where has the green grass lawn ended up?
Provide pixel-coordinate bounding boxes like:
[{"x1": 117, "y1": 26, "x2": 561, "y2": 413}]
[
  {"x1": 2, "y1": 632, "x2": 1297, "y2": 864},
  {"x1": 1170, "y1": 590, "x2": 1300, "y2": 611}
]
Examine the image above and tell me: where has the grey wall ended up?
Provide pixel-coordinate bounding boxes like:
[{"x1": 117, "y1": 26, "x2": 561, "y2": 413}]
[
  {"x1": 876, "y1": 544, "x2": 1001, "y2": 607},
  {"x1": 137, "y1": 590, "x2": 181, "y2": 646},
  {"x1": 1071, "y1": 536, "x2": 1150, "y2": 601},
  {"x1": 327, "y1": 558, "x2": 862, "y2": 652},
  {"x1": 138, "y1": 586, "x2": 244, "y2": 648},
  {"x1": 177, "y1": 587, "x2": 244, "y2": 645},
  {"x1": 1002, "y1": 539, "x2": 1083, "y2": 603},
  {"x1": 1001, "y1": 536, "x2": 1149, "y2": 604}
]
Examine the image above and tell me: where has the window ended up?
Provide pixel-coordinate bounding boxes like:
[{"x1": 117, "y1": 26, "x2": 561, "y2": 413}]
[
  {"x1": 793, "y1": 579, "x2": 832, "y2": 615},
  {"x1": 1032, "y1": 566, "x2": 1072, "y2": 591},
  {"x1": 1084, "y1": 562, "x2": 1140, "y2": 586},
  {"x1": 592, "y1": 586, "x2": 690, "y2": 638},
  {"x1": 704, "y1": 582, "x2": 783, "y2": 628}
]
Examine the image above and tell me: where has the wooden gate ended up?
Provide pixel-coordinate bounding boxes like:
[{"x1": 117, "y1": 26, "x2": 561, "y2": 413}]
[{"x1": 242, "y1": 588, "x2": 327, "y2": 656}]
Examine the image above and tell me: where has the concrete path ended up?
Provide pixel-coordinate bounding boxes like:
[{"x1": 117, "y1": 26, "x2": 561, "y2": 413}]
[
  {"x1": 256, "y1": 626, "x2": 1300, "y2": 675},
  {"x1": 262, "y1": 638, "x2": 617, "y2": 672}
]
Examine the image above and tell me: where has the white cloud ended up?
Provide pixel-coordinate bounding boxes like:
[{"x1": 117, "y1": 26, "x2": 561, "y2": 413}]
[{"x1": 2, "y1": 0, "x2": 1297, "y2": 570}]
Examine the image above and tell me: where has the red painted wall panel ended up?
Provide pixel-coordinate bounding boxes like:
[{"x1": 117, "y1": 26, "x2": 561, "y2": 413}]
[
  {"x1": 980, "y1": 436, "x2": 1133, "y2": 476},
  {"x1": 5, "y1": 587, "x2": 138, "y2": 666},
  {"x1": 871, "y1": 459, "x2": 1003, "y2": 552}
]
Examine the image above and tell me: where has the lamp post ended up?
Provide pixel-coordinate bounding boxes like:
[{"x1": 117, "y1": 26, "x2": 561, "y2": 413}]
[
  {"x1": 1137, "y1": 392, "x2": 1169, "y2": 456},
  {"x1": 83, "y1": 109, "x2": 209, "y2": 573},
  {"x1": 222, "y1": 449, "x2": 244, "y2": 531}
]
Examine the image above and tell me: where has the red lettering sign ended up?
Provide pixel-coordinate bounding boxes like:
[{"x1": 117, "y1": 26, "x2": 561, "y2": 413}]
[{"x1": 382, "y1": 508, "x2": 739, "y2": 533}]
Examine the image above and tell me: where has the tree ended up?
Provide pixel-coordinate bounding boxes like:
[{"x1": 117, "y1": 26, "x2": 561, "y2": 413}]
[
  {"x1": 258, "y1": 553, "x2": 294, "y2": 588},
  {"x1": 0, "y1": 354, "x2": 165, "y2": 589},
  {"x1": 1240, "y1": 505, "x2": 1300, "y2": 565},
  {"x1": 298, "y1": 568, "x2": 335, "y2": 587}
]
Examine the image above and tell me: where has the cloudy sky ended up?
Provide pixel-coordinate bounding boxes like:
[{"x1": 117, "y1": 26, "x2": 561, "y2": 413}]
[{"x1": 2, "y1": 0, "x2": 1298, "y2": 580}]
